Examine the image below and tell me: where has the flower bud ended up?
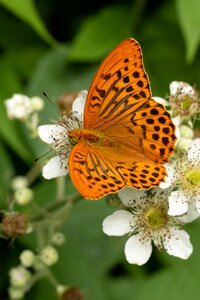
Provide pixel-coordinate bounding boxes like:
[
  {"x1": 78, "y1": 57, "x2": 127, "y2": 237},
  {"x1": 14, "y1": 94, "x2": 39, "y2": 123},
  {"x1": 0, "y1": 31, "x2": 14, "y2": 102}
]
[
  {"x1": 9, "y1": 266, "x2": 31, "y2": 287},
  {"x1": 14, "y1": 188, "x2": 33, "y2": 205},
  {"x1": 8, "y1": 287, "x2": 25, "y2": 300},
  {"x1": 12, "y1": 176, "x2": 28, "y2": 191},
  {"x1": 20, "y1": 250, "x2": 35, "y2": 267},
  {"x1": 180, "y1": 125, "x2": 194, "y2": 139},
  {"x1": 52, "y1": 232, "x2": 66, "y2": 246},
  {"x1": 31, "y1": 96, "x2": 44, "y2": 111},
  {"x1": 40, "y1": 245, "x2": 59, "y2": 266},
  {"x1": 177, "y1": 138, "x2": 193, "y2": 152}
]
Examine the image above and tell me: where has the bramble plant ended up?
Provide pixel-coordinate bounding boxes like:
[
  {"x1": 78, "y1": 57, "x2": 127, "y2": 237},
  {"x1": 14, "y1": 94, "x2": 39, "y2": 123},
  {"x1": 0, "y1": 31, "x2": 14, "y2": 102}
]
[{"x1": 1, "y1": 1, "x2": 200, "y2": 300}]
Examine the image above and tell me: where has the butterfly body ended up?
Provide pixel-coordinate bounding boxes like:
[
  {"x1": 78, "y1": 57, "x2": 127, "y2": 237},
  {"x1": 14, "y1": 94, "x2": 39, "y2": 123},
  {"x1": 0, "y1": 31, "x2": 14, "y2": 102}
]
[{"x1": 68, "y1": 38, "x2": 176, "y2": 199}]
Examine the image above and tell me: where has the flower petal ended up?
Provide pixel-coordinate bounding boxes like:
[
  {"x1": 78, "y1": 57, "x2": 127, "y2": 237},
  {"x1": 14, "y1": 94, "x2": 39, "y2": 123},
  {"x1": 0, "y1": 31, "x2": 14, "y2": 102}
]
[
  {"x1": 159, "y1": 164, "x2": 176, "y2": 189},
  {"x1": 72, "y1": 90, "x2": 87, "y2": 122},
  {"x1": 195, "y1": 194, "x2": 200, "y2": 214},
  {"x1": 163, "y1": 228, "x2": 193, "y2": 259},
  {"x1": 168, "y1": 190, "x2": 188, "y2": 216},
  {"x1": 125, "y1": 235, "x2": 152, "y2": 265},
  {"x1": 38, "y1": 125, "x2": 66, "y2": 144},
  {"x1": 153, "y1": 96, "x2": 169, "y2": 106},
  {"x1": 42, "y1": 155, "x2": 68, "y2": 179},
  {"x1": 118, "y1": 187, "x2": 146, "y2": 207},
  {"x1": 187, "y1": 139, "x2": 200, "y2": 161},
  {"x1": 102, "y1": 210, "x2": 132, "y2": 236},
  {"x1": 178, "y1": 201, "x2": 200, "y2": 223}
]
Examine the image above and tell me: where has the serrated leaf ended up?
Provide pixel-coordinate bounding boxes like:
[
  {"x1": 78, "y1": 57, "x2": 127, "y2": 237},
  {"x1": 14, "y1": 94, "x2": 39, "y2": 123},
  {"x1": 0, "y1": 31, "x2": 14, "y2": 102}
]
[
  {"x1": 0, "y1": 0, "x2": 57, "y2": 47},
  {"x1": 69, "y1": 5, "x2": 133, "y2": 62},
  {"x1": 176, "y1": 0, "x2": 200, "y2": 63}
]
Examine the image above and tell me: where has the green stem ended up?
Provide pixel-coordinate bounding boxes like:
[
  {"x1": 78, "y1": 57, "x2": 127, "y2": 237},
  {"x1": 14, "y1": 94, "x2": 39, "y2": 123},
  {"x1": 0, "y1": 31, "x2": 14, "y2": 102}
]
[
  {"x1": 30, "y1": 194, "x2": 82, "y2": 223},
  {"x1": 26, "y1": 163, "x2": 42, "y2": 186},
  {"x1": 56, "y1": 176, "x2": 65, "y2": 201}
]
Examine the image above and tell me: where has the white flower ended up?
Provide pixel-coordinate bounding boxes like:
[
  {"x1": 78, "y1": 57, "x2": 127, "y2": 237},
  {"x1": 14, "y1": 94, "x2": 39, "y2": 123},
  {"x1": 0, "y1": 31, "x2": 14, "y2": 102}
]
[
  {"x1": 170, "y1": 81, "x2": 195, "y2": 96},
  {"x1": 167, "y1": 139, "x2": 200, "y2": 216},
  {"x1": 103, "y1": 188, "x2": 194, "y2": 265},
  {"x1": 169, "y1": 81, "x2": 200, "y2": 118},
  {"x1": 5, "y1": 94, "x2": 33, "y2": 120},
  {"x1": 38, "y1": 90, "x2": 87, "y2": 180}
]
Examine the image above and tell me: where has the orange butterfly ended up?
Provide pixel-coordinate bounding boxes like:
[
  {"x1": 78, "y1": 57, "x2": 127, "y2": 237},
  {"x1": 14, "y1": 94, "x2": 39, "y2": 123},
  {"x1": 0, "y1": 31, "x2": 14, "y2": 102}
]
[{"x1": 68, "y1": 38, "x2": 176, "y2": 199}]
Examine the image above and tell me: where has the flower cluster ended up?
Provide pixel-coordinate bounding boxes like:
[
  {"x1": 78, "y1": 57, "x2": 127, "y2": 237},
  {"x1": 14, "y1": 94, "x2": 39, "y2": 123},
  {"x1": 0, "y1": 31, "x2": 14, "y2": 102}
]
[
  {"x1": 4, "y1": 81, "x2": 200, "y2": 273},
  {"x1": 8, "y1": 232, "x2": 66, "y2": 300},
  {"x1": 102, "y1": 81, "x2": 200, "y2": 265},
  {"x1": 4, "y1": 93, "x2": 44, "y2": 136}
]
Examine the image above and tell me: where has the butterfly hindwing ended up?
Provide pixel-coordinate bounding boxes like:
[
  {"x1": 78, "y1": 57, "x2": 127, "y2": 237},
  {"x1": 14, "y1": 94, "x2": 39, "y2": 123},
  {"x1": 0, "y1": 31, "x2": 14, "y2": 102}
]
[{"x1": 69, "y1": 142, "x2": 167, "y2": 200}]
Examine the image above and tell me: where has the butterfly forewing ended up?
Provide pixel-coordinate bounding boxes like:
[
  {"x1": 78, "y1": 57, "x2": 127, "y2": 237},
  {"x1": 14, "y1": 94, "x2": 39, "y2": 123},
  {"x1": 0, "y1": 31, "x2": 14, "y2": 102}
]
[{"x1": 84, "y1": 38, "x2": 151, "y2": 130}]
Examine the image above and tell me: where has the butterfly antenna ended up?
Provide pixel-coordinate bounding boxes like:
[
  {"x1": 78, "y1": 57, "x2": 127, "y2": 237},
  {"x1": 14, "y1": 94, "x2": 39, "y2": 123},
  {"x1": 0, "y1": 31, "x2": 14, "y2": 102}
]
[
  {"x1": 43, "y1": 91, "x2": 55, "y2": 107},
  {"x1": 35, "y1": 149, "x2": 53, "y2": 162}
]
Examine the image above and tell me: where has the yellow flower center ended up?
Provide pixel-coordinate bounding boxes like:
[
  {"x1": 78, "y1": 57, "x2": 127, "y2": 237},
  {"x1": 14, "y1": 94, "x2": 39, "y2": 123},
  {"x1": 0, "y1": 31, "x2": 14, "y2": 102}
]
[
  {"x1": 186, "y1": 169, "x2": 200, "y2": 186},
  {"x1": 144, "y1": 207, "x2": 167, "y2": 230},
  {"x1": 181, "y1": 96, "x2": 192, "y2": 110}
]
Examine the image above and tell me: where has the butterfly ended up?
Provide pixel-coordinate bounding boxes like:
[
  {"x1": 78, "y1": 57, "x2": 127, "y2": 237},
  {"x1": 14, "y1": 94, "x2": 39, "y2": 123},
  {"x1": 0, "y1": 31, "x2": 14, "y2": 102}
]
[{"x1": 68, "y1": 38, "x2": 176, "y2": 199}]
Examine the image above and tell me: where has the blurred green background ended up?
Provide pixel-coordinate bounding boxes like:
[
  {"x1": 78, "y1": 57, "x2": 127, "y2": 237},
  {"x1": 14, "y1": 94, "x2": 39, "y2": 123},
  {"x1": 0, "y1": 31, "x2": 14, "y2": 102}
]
[{"x1": 0, "y1": 0, "x2": 200, "y2": 299}]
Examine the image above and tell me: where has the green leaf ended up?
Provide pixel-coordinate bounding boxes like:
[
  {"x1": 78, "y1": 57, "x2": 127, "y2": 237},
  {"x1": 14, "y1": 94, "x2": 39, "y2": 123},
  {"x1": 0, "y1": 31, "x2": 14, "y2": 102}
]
[
  {"x1": 69, "y1": 5, "x2": 133, "y2": 62},
  {"x1": 0, "y1": 141, "x2": 14, "y2": 204},
  {"x1": 0, "y1": 0, "x2": 57, "y2": 47},
  {"x1": 176, "y1": 0, "x2": 200, "y2": 63}
]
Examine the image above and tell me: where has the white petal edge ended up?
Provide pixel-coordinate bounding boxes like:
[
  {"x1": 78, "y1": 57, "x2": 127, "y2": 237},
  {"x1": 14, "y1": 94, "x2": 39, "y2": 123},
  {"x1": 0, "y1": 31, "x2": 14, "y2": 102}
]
[
  {"x1": 178, "y1": 201, "x2": 200, "y2": 223},
  {"x1": 163, "y1": 228, "x2": 193, "y2": 259},
  {"x1": 168, "y1": 190, "x2": 188, "y2": 216},
  {"x1": 125, "y1": 235, "x2": 152, "y2": 265},
  {"x1": 118, "y1": 187, "x2": 146, "y2": 207},
  {"x1": 153, "y1": 96, "x2": 169, "y2": 106},
  {"x1": 38, "y1": 125, "x2": 66, "y2": 144},
  {"x1": 102, "y1": 210, "x2": 132, "y2": 236},
  {"x1": 72, "y1": 90, "x2": 87, "y2": 122},
  {"x1": 159, "y1": 164, "x2": 176, "y2": 189},
  {"x1": 195, "y1": 194, "x2": 200, "y2": 214},
  {"x1": 42, "y1": 155, "x2": 68, "y2": 179},
  {"x1": 187, "y1": 139, "x2": 200, "y2": 162}
]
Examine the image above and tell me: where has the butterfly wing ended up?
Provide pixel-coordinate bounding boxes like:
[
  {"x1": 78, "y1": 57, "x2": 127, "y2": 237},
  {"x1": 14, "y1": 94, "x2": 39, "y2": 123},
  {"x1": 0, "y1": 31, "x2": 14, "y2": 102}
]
[
  {"x1": 83, "y1": 38, "x2": 176, "y2": 164},
  {"x1": 84, "y1": 38, "x2": 150, "y2": 129},
  {"x1": 69, "y1": 142, "x2": 166, "y2": 200},
  {"x1": 69, "y1": 38, "x2": 176, "y2": 199}
]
